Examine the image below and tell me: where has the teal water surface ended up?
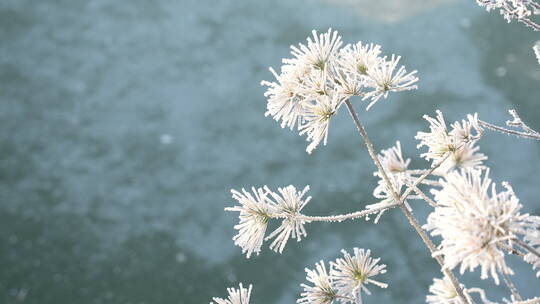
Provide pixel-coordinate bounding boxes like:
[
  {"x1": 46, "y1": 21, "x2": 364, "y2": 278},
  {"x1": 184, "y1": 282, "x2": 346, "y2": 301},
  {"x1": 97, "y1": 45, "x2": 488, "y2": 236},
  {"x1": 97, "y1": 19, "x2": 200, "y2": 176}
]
[{"x1": 1, "y1": 0, "x2": 540, "y2": 303}]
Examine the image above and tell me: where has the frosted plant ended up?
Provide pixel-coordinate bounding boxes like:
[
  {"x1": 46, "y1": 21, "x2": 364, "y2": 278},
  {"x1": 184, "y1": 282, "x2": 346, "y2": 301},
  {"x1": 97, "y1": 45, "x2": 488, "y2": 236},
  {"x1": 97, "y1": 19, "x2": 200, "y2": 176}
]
[
  {"x1": 214, "y1": 29, "x2": 540, "y2": 304},
  {"x1": 261, "y1": 29, "x2": 418, "y2": 153},
  {"x1": 426, "y1": 277, "x2": 495, "y2": 304},
  {"x1": 534, "y1": 41, "x2": 540, "y2": 64},
  {"x1": 299, "y1": 94, "x2": 343, "y2": 154},
  {"x1": 226, "y1": 187, "x2": 277, "y2": 258},
  {"x1": 211, "y1": 283, "x2": 252, "y2": 304},
  {"x1": 265, "y1": 185, "x2": 312, "y2": 253},
  {"x1": 425, "y1": 169, "x2": 540, "y2": 284},
  {"x1": 227, "y1": 185, "x2": 314, "y2": 257},
  {"x1": 523, "y1": 229, "x2": 540, "y2": 277},
  {"x1": 337, "y1": 42, "x2": 381, "y2": 76},
  {"x1": 426, "y1": 276, "x2": 467, "y2": 304},
  {"x1": 475, "y1": 0, "x2": 540, "y2": 30},
  {"x1": 261, "y1": 66, "x2": 307, "y2": 130},
  {"x1": 289, "y1": 28, "x2": 343, "y2": 72},
  {"x1": 362, "y1": 54, "x2": 419, "y2": 110},
  {"x1": 374, "y1": 141, "x2": 411, "y2": 185},
  {"x1": 298, "y1": 261, "x2": 338, "y2": 304},
  {"x1": 416, "y1": 111, "x2": 486, "y2": 173},
  {"x1": 330, "y1": 248, "x2": 387, "y2": 303}
]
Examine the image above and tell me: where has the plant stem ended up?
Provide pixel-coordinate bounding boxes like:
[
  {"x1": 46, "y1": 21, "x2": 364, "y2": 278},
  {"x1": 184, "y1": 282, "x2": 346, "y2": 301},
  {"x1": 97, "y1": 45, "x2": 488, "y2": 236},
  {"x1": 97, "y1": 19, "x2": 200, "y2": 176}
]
[
  {"x1": 502, "y1": 271, "x2": 523, "y2": 301},
  {"x1": 514, "y1": 238, "x2": 540, "y2": 259},
  {"x1": 498, "y1": 242, "x2": 526, "y2": 257},
  {"x1": 478, "y1": 120, "x2": 540, "y2": 140},
  {"x1": 343, "y1": 99, "x2": 470, "y2": 304},
  {"x1": 297, "y1": 202, "x2": 400, "y2": 222},
  {"x1": 408, "y1": 184, "x2": 437, "y2": 207}
]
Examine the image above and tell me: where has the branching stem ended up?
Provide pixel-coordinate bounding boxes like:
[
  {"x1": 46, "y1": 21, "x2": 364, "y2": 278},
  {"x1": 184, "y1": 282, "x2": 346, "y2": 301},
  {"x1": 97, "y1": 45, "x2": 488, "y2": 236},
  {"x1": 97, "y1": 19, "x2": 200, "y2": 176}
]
[
  {"x1": 343, "y1": 100, "x2": 471, "y2": 304},
  {"x1": 514, "y1": 238, "x2": 540, "y2": 259},
  {"x1": 502, "y1": 271, "x2": 522, "y2": 301},
  {"x1": 408, "y1": 184, "x2": 438, "y2": 208},
  {"x1": 479, "y1": 109, "x2": 540, "y2": 140},
  {"x1": 297, "y1": 202, "x2": 400, "y2": 222}
]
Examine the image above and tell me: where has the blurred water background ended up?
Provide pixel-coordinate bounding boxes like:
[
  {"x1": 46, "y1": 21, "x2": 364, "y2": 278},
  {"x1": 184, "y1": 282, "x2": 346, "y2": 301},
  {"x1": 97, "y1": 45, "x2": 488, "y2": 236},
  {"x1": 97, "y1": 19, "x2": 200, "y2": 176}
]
[{"x1": 1, "y1": 0, "x2": 540, "y2": 303}]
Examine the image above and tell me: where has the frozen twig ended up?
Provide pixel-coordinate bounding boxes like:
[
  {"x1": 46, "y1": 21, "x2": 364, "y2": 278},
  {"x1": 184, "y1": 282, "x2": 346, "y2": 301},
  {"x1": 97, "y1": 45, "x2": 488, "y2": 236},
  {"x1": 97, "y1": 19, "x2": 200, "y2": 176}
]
[
  {"x1": 479, "y1": 109, "x2": 540, "y2": 140},
  {"x1": 408, "y1": 183, "x2": 438, "y2": 207},
  {"x1": 502, "y1": 271, "x2": 523, "y2": 301},
  {"x1": 297, "y1": 201, "x2": 400, "y2": 222},
  {"x1": 515, "y1": 238, "x2": 540, "y2": 259},
  {"x1": 344, "y1": 99, "x2": 471, "y2": 304}
]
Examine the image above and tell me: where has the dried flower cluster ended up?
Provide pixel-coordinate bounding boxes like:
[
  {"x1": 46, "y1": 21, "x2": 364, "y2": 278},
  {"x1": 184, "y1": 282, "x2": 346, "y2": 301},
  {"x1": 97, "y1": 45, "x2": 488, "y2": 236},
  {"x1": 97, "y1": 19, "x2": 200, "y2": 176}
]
[
  {"x1": 261, "y1": 29, "x2": 418, "y2": 153},
  {"x1": 226, "y1": 185, "x2": 311, "y2": 258},
  {"x1": 298, "y1": 248, "x2": 387, "y2": 304},
  {"x1": 425, "y1": 169, "x2": 540, "y2": 284},
  {"x1": 213, "y1": 29, "x2": 540, "y2": 304}
]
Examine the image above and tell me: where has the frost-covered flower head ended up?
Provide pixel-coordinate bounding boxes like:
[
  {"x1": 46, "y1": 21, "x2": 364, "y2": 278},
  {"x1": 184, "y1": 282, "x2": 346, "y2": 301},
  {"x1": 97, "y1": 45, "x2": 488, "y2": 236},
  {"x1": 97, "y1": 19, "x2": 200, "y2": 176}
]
[
  {"x1": 330, "y1": 248, "x2": 387, "y2": 302},
  {"x1": 265, "y1": 185, "x2": 312, "y2": 253},
  {"x1": 261, "y1": 66, "x2": 307, "y2": 130},
  {"x1": 332, "y1": 68, "x2": 364, "y2": 98},
  {"x1": 437, "y1": 141, "x2": 487, "y2": 173},
  {"x1": 416, "y1": 111, "x2": 485, "y2": 172},
  {"x1": 298, "y1": 261, "x2": 338, "y2": 304},
  {"x1": 362, "y1": 55, "x2": 418, "y2": 110},
  {"x1": 262, "y1": 29, "x2": 419, "y2": 153},
  {"x1": 211, "y1": 283, "x2": 252, "y2": 304},
  {"x1": 299, "y1": 94, "x2": 343, "y2": 154},
  {"x1": 375, "y1": 141, "x2": 411, "y2": 178},
  {"x1": 226, "y1": 187, "x2": 276, "y2": 258},
  {"x1": 337, "y1": 42, "x2": 382, "y2": 76},
  {"x1": 426, "y1": 277, "x2": 464, "y2": 304},
  {"x1": 425, "y1": 169, "x2": 540, "y2": 284},
  {"x1": 289, "y1": 28, "x2": 343, "y2": 71},
  {"x1": 227, "y1": 185, "x2": 314, "y2": 257}
]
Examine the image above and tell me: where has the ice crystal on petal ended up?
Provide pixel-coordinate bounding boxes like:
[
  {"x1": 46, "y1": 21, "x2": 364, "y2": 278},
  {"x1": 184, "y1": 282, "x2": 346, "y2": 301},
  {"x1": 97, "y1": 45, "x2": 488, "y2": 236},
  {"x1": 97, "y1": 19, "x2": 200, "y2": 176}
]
[
  {"x1": 362, "y1": 55, "x2": 418, "y2": 111},
  {"x1": 425, "y1": 169, "x2": 540, "y2": 284},
  {"x1": 226, "y1": 187, "x2": 276, "y2": 258},
  {"x1": 265, "y1": 185, "x2": 312, "y2": 253},
  {"x1": 211, "y1": 283, "x2": 252, "y2": 304},
  {"x1": 331, "y1": 248, "x2": 387, "y2": 303},
  {"x1": 298, "y1": 261, "x2": 338, "y2": 304},
  {"x1": 299, "y1": 94, "x2": 342, "y2": 154}
]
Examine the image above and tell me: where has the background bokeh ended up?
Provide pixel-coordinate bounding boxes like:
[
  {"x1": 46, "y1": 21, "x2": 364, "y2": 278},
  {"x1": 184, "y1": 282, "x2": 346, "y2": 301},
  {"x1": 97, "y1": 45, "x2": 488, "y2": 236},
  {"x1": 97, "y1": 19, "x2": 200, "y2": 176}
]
[{"x1": 1, "y1": 0, "x2": 539, "y2": 303}]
